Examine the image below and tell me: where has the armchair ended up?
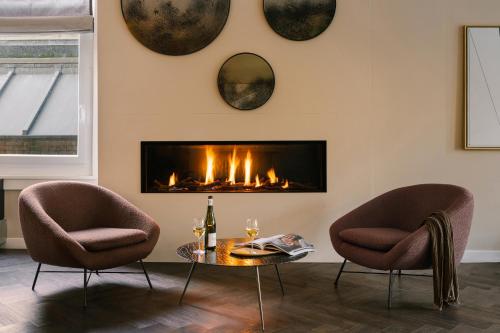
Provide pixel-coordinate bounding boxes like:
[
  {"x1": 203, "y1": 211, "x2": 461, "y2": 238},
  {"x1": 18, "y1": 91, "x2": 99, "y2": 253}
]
[
  {"x1": 330, "y1": 184, "x2": 473, "y2": 308},
  {"x1": 19, "y1": 181, "x2": 160, "y2": 306}
]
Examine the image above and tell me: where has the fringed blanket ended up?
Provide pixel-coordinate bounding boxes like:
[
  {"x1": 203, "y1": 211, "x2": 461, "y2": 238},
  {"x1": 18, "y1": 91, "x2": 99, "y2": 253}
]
[{"x1": 424, "y1": 211, "x2": 459, "y2": 310}]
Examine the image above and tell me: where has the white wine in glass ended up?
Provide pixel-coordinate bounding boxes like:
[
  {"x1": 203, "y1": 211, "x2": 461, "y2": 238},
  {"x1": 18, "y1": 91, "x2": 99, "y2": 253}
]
[
  {"x1": 245, "y1": 218, "x2": 259, "y2": 254},
  {"x1": 193, "y1": 218, "x2": 205, "y2": 255}
]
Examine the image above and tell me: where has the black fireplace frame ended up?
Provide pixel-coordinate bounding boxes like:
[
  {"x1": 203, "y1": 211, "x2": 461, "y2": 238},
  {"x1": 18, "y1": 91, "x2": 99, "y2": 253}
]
[{"x1": 141, "y1": 140, "x2": 327, "y2": 193}]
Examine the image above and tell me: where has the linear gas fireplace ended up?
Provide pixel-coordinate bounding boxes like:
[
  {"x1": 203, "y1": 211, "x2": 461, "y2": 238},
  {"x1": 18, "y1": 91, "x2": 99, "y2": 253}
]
[{"x1": 141, "y1": 141, "x2": 326, "y2": 193}]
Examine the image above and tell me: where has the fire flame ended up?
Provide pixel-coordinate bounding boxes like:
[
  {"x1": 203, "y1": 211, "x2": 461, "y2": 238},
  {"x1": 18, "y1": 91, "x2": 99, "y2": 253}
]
[
  {"x1": 267, "y1": 168, "x2": 278, "y2": 184},
  {"x1": 199, "y1": 147, "x2": 288, "y2": 189},
  {"x1": 255, "y1": 175, "x2": 261, "y2": 187},
  {"x1": 205, "y1": 148, "x2": 215, "y2": 184},
  {"x1": 228, "y1": 148, "x2": 239, "y2": 185},
  {"x1": 168, "y1": 172, "x2": 176, "y2": 186},
  {"x1": 244, "y1": 151, "x2": 252, "y2": 186}
]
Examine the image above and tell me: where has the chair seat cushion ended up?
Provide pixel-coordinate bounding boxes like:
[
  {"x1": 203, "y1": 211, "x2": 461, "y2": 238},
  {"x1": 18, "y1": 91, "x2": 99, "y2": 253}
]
[
  {"x1": 68, "y1": 227, "x2": 148, "y2": 252},
  {"x1": 339, "y1": 227, "x2": 410, "y2": 252}
]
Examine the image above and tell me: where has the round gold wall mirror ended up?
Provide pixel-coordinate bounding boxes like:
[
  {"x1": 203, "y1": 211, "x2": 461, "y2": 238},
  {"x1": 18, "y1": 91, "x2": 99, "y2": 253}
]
[{"x1": 217, "y1": 53, "x2": 275, "y2": 111}]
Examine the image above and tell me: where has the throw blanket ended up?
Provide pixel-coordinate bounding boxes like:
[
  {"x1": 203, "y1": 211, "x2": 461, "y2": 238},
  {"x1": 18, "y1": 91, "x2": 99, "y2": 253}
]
[{"x1": 424, "y1": 211, "x2": 459, "y2": 310}]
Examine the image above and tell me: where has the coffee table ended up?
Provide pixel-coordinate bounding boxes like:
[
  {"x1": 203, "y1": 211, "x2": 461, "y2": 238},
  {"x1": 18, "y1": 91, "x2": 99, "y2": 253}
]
[{"x1": 177, "y1": 238, "x2": 308, "y2": 331}]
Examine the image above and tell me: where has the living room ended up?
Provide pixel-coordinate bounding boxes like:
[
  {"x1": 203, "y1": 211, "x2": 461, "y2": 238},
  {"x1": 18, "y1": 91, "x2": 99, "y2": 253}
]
[{"x1": 0, "y1": 0, "x2": 499, "y2": 332}]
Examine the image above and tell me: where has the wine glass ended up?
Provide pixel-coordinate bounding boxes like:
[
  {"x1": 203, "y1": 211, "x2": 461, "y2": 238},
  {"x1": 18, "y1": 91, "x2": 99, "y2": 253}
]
[
  {"x1": 245, "y1": 218, "x2": 260, "y2": 254},
  {"x1": 192, "y1": 218, "x2": 205, "y2": 255}
]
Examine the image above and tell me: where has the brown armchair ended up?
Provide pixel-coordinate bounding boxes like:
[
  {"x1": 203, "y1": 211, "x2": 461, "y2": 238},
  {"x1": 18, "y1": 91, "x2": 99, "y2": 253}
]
[
  {"x1": 19, "y1": 181, "x2": 160, "y2": 306},
  {"x1": 330, "y1": 184, "x2": 473, "y2": 308}
]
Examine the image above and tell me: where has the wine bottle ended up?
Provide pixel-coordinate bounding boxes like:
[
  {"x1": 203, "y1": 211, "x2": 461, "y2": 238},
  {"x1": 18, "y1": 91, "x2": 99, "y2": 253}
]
[{"x1": 204, "y1": 195, "x2": 217, "y2": 251}]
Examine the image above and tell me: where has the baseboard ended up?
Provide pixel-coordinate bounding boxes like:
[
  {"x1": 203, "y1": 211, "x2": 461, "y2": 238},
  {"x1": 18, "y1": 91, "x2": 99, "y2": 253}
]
[
  {"x1": 1, "y1": 238, "x2": 26, "y2": 249},
  {"x1": 462, "y1": 250, "x2": 500, "y2": 263}
]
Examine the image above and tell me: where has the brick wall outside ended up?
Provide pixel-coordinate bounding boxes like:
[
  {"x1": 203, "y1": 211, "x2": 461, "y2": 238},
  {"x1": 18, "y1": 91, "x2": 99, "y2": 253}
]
[{"x1": 0, "y1": 136, "x2": 77, "y2": 155}]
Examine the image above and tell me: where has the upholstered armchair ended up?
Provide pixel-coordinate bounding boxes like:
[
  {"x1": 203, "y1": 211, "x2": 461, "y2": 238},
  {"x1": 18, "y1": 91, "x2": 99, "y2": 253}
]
[
  {"x1": 19, "y1": 181, "x2": 160, "y2": 306},
  {"x1": 330, "y1": 184, "x2": 473, "y2": 308}
]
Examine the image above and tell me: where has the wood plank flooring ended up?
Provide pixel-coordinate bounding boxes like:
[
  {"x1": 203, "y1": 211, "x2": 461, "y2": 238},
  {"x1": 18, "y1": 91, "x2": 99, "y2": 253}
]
[{"x1": 0, "y1": 250, "x2": 499, "y2": 332}]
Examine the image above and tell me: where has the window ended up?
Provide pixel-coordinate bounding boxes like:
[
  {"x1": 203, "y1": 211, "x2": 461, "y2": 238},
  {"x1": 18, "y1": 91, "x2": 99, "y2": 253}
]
[
  {"x1": 0, "y1": 0, "x2": 95, "y2": 179},
  {"x1": 0, "y1": 33, "x2": 94, "y2": 177},
  {"x1": 0, "y1": 34, "x2": 79, "y2": 155}
]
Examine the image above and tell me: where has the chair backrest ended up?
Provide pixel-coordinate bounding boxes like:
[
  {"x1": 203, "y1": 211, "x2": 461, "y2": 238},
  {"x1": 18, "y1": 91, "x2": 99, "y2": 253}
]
[
  {"x1": 19, "y1": 181, "x2": 108, "y2": 232},
  {"x1": 377, "y1": 184, "x2": 473, "y2": 232}
]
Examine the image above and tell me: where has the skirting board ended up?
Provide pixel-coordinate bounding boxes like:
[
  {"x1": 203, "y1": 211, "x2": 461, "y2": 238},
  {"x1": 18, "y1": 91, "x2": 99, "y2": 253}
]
[
  {"x1": 2, "y1": 238, "x2": 26, "y2": 249},
  {"x1": 461, "y1": 250, "x2": 500, "y2": 263},
  {"x1": 1, "y1": 238, "x2": 500, "y2": 263}
]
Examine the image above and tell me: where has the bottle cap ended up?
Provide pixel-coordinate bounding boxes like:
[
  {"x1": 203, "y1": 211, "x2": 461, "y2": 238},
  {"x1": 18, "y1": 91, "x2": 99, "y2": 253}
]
[{"x1": 208, "y1": 195, "x2": 213, "y2": 199}]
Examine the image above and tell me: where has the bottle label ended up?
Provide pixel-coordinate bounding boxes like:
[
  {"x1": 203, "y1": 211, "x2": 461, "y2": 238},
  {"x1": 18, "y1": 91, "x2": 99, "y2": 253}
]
[
  {"x1": 208, "y1": 198, "x2": 213, "y2": 206},
  {"x1": 208, "y1": 233, "x2": 216, "y2": 247}
]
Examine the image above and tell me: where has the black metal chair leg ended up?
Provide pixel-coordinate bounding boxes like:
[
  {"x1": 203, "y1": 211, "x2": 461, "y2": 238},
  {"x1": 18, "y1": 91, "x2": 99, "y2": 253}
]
[
  {"x1": 398, "y1": 269, "x2": 402, "y2": 277},
  {"x1": 274, "y1": 264, "x2": 285, "y2": 296},
  {"x1": 83, "y1": 268, "x2": 88, "y2": 308},
  {"x1": 334, "y1": 259, "x2": 347, "y2": 287},
  {"x1": 387, "y1": 270, "x2": 393, "y2": 309},
  {"x1": 32, "y1": 263, "x2": 41, "y2": 291},
  {"x1": 179, "y1": 262, "x2": 197, "y2": 305},
  {"x1": 139, "y1": 260, "x2": 153, "y2": 289},
  {"x1": 256, "y1": 266, "x2": 264, "y2": 331},
  {"x1": 86, "y1": 271, "x2": 93, "y2": 285}
]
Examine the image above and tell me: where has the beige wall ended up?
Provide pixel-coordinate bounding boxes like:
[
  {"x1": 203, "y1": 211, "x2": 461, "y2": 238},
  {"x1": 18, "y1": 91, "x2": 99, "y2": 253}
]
[
  {"x1": 4, "y1": 0, "x2": 500, "y2": 262},
  {"x1": 5, "y1": 190, "x2": 21, "y2": 238}
]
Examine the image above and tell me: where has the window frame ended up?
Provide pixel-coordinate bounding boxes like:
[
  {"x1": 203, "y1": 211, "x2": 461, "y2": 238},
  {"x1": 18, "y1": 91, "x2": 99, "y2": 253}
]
[{"x1": 0, "y1": 32, "x2": 95, "y2": 181}]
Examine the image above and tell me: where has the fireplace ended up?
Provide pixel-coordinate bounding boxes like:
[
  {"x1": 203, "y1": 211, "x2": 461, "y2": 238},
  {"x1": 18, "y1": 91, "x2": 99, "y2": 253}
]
[{"x1": 141, "y1": 141, "x2": 326, "y2": 193}]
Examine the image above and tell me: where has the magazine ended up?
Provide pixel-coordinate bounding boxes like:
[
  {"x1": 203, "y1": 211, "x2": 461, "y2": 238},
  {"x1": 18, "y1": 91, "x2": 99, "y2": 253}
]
[{"x1": 236, "y1": 234, "x2": 315, "y2": 256}]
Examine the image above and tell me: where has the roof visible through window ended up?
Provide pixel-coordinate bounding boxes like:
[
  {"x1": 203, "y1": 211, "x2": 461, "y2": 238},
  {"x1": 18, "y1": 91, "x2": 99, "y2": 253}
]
[{"x1": 0, "y1": 34, "x2": 78, "y2": 155}]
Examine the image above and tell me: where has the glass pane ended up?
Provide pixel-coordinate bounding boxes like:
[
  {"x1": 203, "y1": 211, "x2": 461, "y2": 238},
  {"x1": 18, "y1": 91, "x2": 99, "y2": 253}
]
[
  {"x1": 0, "y1": 0, "x2": 91, "y2": 17},
  {"x1": 0, "y1": 34, "x2": 78, "y2": 155}
]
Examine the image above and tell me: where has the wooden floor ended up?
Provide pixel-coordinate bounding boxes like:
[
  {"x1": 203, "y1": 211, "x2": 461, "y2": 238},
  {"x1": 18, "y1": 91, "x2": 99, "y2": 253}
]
[{"x1": 0, "y1": 250, "x2": 500, "y2": 332}]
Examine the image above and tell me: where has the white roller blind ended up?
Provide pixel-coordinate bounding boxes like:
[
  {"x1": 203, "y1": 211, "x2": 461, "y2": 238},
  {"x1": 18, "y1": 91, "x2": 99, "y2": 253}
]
[{"x1": 0, "y1": 0, "x2": 93, "y2": 33}]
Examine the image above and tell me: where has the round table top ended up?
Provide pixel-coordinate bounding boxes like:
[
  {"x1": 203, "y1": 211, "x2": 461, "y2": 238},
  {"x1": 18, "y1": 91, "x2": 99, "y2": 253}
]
[{"x1": 176, "y1": 238, "x2": 308, "y2": 267}]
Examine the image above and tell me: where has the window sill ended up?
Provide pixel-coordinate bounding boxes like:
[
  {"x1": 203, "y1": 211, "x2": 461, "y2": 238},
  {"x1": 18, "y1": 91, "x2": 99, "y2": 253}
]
[{"x1": 2, "y1": 176, "x2": 97, "y2": 190}]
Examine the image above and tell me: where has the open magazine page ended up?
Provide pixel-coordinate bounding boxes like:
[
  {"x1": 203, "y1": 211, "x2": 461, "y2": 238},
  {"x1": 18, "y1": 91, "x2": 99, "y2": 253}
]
[
  {"x1": 235, "y1": 234, "x2": 284, "y2": 250},
  {"x1": 235, "y1": 234, "x2": 315, "y2": 255},
  {"x1": 264, "y1": 234, "x2": 315, "y2": 255}
]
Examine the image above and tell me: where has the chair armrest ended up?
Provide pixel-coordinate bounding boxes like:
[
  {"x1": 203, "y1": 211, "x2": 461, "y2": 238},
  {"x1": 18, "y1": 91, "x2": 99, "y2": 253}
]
[
  {"x1": 388, "y1": 225, "x2": 431, "y2": 269},
  {"x1": 330, "y1": 192, "x2": 401, "y2": 236},
  {"x1": 388, "y1": 193, "x2": 474, "y2": 269},
  {"x1": 19, "y1": 196, "x2": 88, "y2": 267},
  {"x1": 98, "y1": 186, "x2": 160, "y2": 239},
  {"x1": 444, "y1": 194, "x2": 474, "y2": 263}
]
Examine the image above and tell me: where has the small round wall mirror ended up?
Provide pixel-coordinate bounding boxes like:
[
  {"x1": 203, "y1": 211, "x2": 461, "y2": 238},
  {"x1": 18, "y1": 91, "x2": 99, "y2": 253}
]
[
  {"x1": 217, "y1": 53, "x2": 275, "y2": 111},
  {"x1": 263, "y1": 0, "x2": 336, "y2": 41},
  {"x1": 121, "y1": 0, "x2": 230, "y2": 56}
]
